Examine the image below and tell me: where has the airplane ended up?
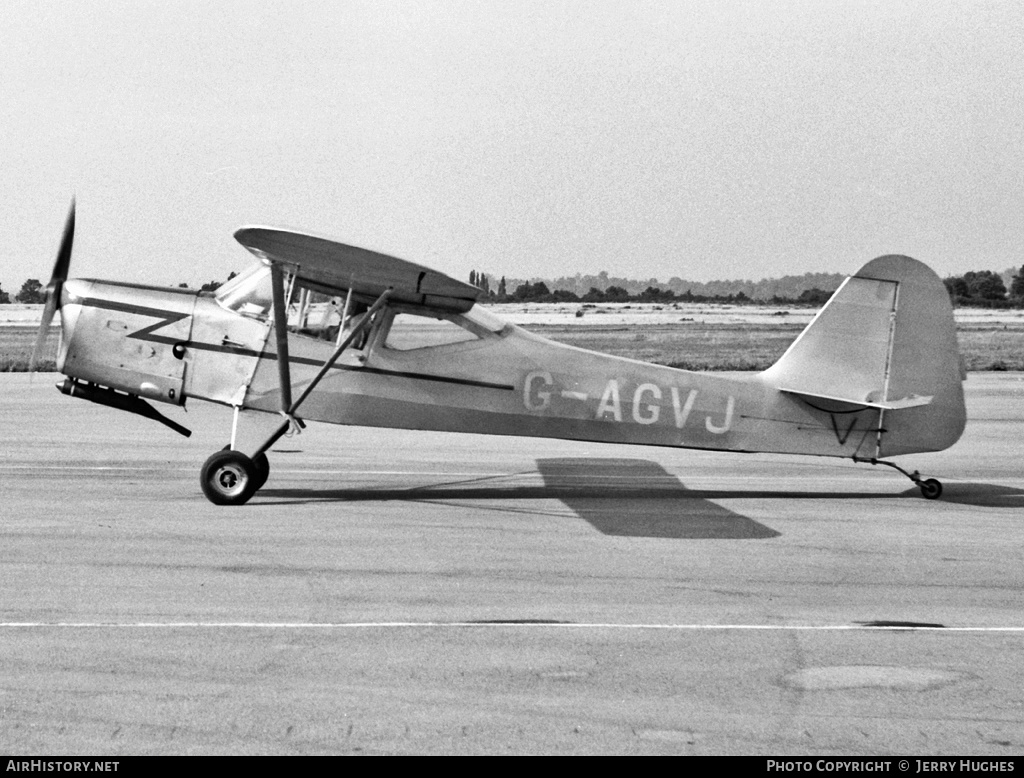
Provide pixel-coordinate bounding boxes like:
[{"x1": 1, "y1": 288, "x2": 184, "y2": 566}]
[{"x1": 33, "y1": 201, "x2": 966, "y2": 505}]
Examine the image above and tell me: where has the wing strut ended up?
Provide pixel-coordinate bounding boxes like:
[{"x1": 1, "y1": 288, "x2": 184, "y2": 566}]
[
  {"x1": 269, "y1": 263, "x2": 294, "y2": 412},
  {"x1": 251, "y1": 288, "x2": 392, "y2": 458}
]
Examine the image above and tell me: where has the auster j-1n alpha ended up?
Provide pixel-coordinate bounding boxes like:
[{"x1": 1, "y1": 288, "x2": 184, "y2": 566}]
[{"x1": 33, "y1": 202, "x2": 966, "y2": 505}]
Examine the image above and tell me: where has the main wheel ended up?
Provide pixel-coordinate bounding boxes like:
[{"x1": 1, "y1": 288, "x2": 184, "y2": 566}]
[
  {"x1": 219, "y1": 446, "x2": 270, "y2": 493},
  {"x1": 201, "y1": 450, "x2": 258, "y2": 505},
  {"x1": 251, "y1": 451, "x2": 270, "y2": 492},
  {"x1": 918, "y1": 478, "x2": 942, "y2": 500}
]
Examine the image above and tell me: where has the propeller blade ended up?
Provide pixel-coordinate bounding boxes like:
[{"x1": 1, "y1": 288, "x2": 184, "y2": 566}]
[
  {"x1": 30, "y1": 199, "x2": 76, "y2": 374},
  {"x1": 29, "y1": 295, "x2": 58, "y2": 373},
  {"x1": 49, "y1": 198, "x2": 76, "y2": 296}
]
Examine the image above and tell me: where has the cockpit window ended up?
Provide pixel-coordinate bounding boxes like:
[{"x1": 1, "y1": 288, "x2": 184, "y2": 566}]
[
  {"x1": 215, "y1": 263, "x2": 274, "y2": 319},
  {"x1": 216, "y1": 264, "x2": 343, "y2": 340},
  {"x1": 216, "y1": 267, "x2": 507, "y2": 351},
  {"x1": 384, "y1": 312, "x2": 482, "y2": 351},
  {"x1": 288, "y1": 286, "x2": 346, "y2": 341}
]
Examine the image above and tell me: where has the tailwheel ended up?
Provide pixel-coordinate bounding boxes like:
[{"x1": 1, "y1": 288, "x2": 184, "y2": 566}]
[
  {"x1": 201, "y1": 450, "x2": 259, "y2": 505},
  {"x1": 859, "y1": 458, "x2": 945, "y2": 501},
  {"x1": 918, "y1": 478, "x2": 942, "y2": 501}
]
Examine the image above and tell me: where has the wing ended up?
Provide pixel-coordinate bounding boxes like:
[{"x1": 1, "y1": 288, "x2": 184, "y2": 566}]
[{"x1": 234, "y1": 227, "x2": 482, "y2": 312}]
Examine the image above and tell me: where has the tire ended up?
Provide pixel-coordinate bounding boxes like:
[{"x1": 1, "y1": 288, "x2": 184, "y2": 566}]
[
  {"x1": 251, "y1": 452, "x2": 270, "y2": 492},
  {"x1": 201, "y1": 450, "x2": 258, "y2": 505},
  {"x1": 919, "y1": 478, "x2": 942, "y2": 500},
  {"x1": 218, "y1": 446, "x2": 270, "y2": 494}
]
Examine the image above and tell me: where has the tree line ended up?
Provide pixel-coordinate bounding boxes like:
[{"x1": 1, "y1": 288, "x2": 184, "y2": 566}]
[
  {"x1": 479, "y1": 278, "x2": 834, "y2": 306},
  {"x1": 473, "y1": 269, "x2": 849, "y2": 303},
  {"x1": 0, "y1": 274, "x2": 239, "y2": 304},
  {"x1": 942, "y1": 268, "x2": 1024, "y2": 307},
  {"x1": 4, "y1": 265, "x2": 1023, "y2": 307},
  {"x1": 467, "y1": 265, "x2": 1024, "y2": 306}
]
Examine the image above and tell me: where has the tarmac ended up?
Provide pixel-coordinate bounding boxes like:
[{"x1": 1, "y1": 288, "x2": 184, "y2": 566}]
[{"x1": 1, "y1": 372, "x2": 1023, "y2": 755}]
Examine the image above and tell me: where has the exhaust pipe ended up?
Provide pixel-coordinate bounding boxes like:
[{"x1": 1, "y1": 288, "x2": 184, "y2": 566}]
[{"x1": 58, "y1": 378, "x2": 192, "y2": 437}]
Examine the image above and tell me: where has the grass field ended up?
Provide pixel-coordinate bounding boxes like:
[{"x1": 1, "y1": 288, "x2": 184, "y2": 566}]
[
  {"x1": 528, "y1": 322, "x2": 1024, "y2": 371},
  {"x1": 0, "y1": 327, "x2": 58, "y2": 372},
  {"x1": 955, "y1": 325, "x2": 1024, "y2": 371},
  {"x1": 523, "y1": 322, "x2": 804, "y2": 370},
  {"x1": 5, "y1": 320, "x2": 1024, "y2": 372}
]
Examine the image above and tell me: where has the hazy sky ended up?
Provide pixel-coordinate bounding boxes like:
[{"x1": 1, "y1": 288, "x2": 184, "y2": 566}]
[{"x1": 3, "y1": 0, "x2": 1022, "y2": 293}]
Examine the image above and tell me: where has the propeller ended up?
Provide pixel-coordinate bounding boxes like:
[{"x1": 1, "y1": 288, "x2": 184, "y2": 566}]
[{"x1": 30, "y1": 198, "x2": 75, "y2": 373}]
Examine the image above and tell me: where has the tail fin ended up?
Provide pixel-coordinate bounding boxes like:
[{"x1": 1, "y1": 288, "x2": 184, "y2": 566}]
[{"x1": 761, "y1": 255, "x2": 965, "y2": 456}]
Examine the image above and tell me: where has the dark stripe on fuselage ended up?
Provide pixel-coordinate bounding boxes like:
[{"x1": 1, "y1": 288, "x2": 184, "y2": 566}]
[
  {"x1": 75, "y1": 295, "x2": 190, "y2": 345},
  {"x1": 348, "y1": 366, "x2": 513, "y2": 391},
  {"x1": 76, "y1": 295, "x2": 191, "y2": 323},
  {"x1": 76, "y1": 279, "x2": 201, "y2": 296},
  {"x1": 72, "y1": 295, "x2": 515, "y2": 392}
]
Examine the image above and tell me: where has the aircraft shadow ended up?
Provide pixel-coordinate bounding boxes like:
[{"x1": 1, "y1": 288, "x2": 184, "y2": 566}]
[
  {"x1": 919, "y1": 481, "x2": 1024, "y2": 508},
  {"x1": 259, "y1": 457, "x2": 781, "y2": 539},
  {"x1": 534, "y1": 458, "x2": 779, "y2": 539},
  {"x1": 257, "y1": 460, "x2": 1024, "y2": 538}
]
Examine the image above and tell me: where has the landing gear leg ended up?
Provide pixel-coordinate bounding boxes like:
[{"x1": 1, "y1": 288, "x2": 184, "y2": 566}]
[
  {"x1": 198, "y1": 286, "x2": 392, "y2": 507},
  {"x1": 861, "y1": 458, "x2": 943, "y2": 500}
]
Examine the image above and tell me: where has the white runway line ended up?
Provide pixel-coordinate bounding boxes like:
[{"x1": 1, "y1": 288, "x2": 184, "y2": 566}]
[{"x1": 2, "y1": 622, "x2": 1024, "y2": 632}]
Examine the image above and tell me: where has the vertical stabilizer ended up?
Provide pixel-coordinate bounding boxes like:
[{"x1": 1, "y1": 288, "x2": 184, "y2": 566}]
[{"x1": 761, "y1": 255, "x2": 965, "y2": 456}]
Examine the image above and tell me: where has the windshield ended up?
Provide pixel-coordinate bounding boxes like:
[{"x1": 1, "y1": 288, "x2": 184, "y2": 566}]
[
  {"x1": 215, "y1": 263, "x2": 274, "y2": 319},
  {"x1": 463, "y1": 304, "x2": 507, "y2": 333}
]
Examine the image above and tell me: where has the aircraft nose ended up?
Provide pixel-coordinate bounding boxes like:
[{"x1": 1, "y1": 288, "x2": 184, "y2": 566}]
[
  {"x1": 55, "y1": 279, "x2": 93, "y2": 367},
  {"x1": 60, "y1": 278, "x2": 92, "y2": 307}
]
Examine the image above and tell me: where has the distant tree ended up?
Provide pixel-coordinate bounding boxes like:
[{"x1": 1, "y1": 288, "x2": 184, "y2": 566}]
[
  {"x1": 581, "y1": 287, "x2": 605, "y2": 302},
  {"x1": 530, "y1": 281, "x2": 550, "y2": 300},
  {"x1": 0, "y1": 284, "x2": 10, "y2": 304},
  {"x1": 944, "y1": 276, "x2": 969, "y2": 299},
  {"x1": 178, "y1": 282, "x2": 190, "y2": 289},
  {"x1": 963, "y1": 270, "x2": 1007, "y2": 301},
  {"x1": 1010, "y1": 265, "x2": 1024, "y2": 300},
  {"x1": 468, "y1": 270, "x2": 493, "y2": 294},
  {"x1": 497, "y1": 276, "x2": 507, "y2": 298},
  {"x1": 550, "y1": 289, "x2": 580, "y2": 302},
  {"x1": 797, "y1": 288, "x2": 832, "y2": 305},
  {"x1": 15, "y1": 278, "x2": 45, "y2": 304},
  {"x1": 198, "y1": 271, "x2": 238, "y2": 293},
  {"x1": 638, "y1": 286, "x2": 676, "y2": 302},
  {"x1": 604, "y1": 285, "x2": 629, "y2": 302},
  {"x1": 512, "y1": 281, "x2": 551, "y2": 301}
]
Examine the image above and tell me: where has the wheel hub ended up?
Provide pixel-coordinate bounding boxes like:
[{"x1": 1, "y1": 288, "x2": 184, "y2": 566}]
[{"x1": 215, "y1": 464, "x2": 246, "y2": 496}]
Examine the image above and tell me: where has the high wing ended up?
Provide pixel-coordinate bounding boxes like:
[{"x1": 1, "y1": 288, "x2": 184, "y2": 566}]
[{"x1": 234, "y1": 227, "x2": 482, "y2": 312}]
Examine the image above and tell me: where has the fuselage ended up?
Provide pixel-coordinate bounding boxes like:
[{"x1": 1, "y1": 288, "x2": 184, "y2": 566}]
[{"x1": 57, "y1": 275, "x2": 907, "y2": 462}]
